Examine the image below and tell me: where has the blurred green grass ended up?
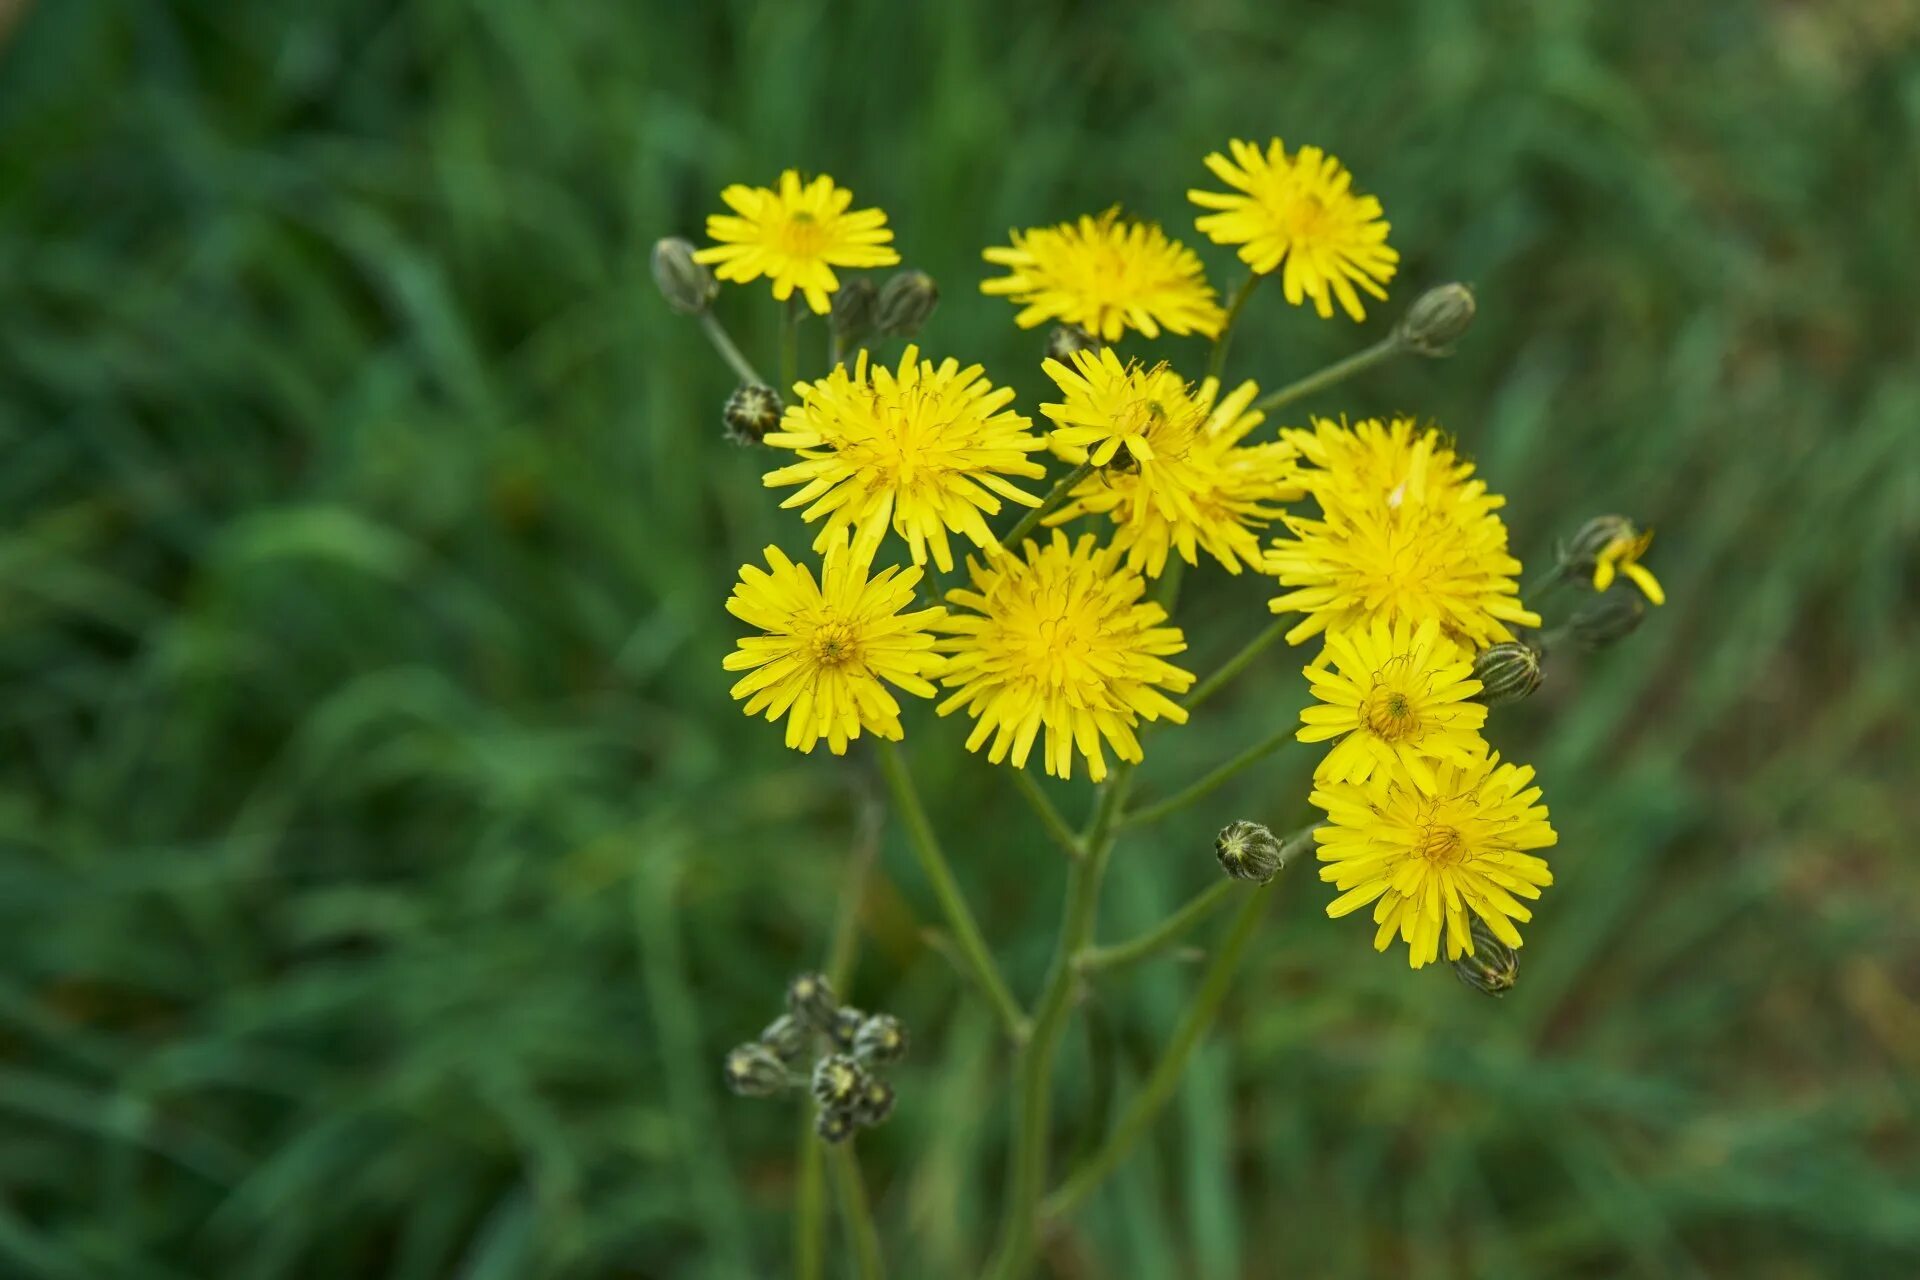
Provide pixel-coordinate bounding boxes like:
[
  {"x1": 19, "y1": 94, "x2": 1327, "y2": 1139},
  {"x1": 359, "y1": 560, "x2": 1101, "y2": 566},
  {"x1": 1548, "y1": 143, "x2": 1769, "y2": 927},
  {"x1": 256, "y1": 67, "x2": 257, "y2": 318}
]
[{"x1": 1, "y1": 1, "x2": 1916, "y2": 1276}]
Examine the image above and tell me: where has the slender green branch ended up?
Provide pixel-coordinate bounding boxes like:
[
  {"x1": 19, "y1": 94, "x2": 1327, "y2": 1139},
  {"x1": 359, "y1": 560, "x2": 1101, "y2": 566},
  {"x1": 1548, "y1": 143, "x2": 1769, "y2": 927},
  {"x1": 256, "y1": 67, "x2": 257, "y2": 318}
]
[
  {"x1": 831, "y1": 1145, "x2": 885, "y2": 1280},
  {"x1": 1252, "y1": 334, "x2": 1404, "y2": 417},
  {"x1": 1076, "y1": 879, "x2": 1240, "y2": 977},
  {"x1": 1184, "y1": 618, "x2": 1289, "y2": 715},
  {"x1": 876, "y1": 742, "x2": 1029, "y2": 1042},
  {"x1": 1204, "y1": 273, "x2": 1262, "y2": 382},
  {"x1": 1042, "y1": 877, "x2": 1278, "y2": 1222},
  {"x1": 780, "y1": 298, "x2": 802, "y2": 390},
  {"x1": 1524, "y1": 563, "x2": 1571, "y2": 600},
  {"x1": 1010, "y1": 768, "x2": 1083, "y2": 861},
  {"x1": 697, "y1": 312, "x2": 768, "y2": 386},
  {"x1": 999, "y1": 462, "x2": 1094, "y2": 551},
  {"x1": 1121, "y1": 727, "x2": 1295, "y2": 830},
  {"x1": 793, "y1": 1127, "x2": 826, "y2": 1280}
]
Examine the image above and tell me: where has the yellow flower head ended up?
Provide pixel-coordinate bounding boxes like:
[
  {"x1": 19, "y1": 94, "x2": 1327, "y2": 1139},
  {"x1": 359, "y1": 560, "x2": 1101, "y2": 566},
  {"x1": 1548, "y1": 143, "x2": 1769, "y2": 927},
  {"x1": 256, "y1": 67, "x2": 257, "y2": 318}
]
[
  {"x1": 724, "y1": 531, "x2": 944, "y2": 755},
  {"x1": 695, "y1": 170, "x2": 900, "y2": 314},
  {"x1": 1188, "y1": 139, "x2": 1398, "y2": 321},
  {"x1": 980, "y1": 207, "x2": 1226, "y2": 342},
  {"x1": 1043, "y1": 365, "x2": 1304, "y2": 577},
  {"x1": 1312, "y1": 749, "x2": 1557, "y2": 968},
  {"x1": 1591, "y1": 527, "x2": 1665, "y2": 606},
  {"x1": 1265, "y1": 417, "x2": 1540, "y2": 649},
  {"x1": 1298, "y1": 617, "x2": 1488, "y2": 790},
  {"x1": 764, "y1": 345, "x2": 1048, "y2": 572},
  {"x1": 933, "y1": 532, "x2": 1193, "y2": 781}
]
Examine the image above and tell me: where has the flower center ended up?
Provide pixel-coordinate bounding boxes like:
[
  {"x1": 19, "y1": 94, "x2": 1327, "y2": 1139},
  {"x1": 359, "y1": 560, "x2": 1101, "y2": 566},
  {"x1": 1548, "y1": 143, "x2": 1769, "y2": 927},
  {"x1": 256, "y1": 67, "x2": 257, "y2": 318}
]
[
  {"x1": 810, "y1": 620, "x2": 860, "y2": 668},
  {"x1": 778, "y1": 211, "x2": 828, "y2": 258},
  {"x1": 1415, "y1": 823, "x2": 1465, "y2": 865},
  {"x1": 1360, "y1": 660, "x2": 1424, "y2": 742},
  {"x1": 1283, "y1": 193, "x2": 1331, "y2": 241}
]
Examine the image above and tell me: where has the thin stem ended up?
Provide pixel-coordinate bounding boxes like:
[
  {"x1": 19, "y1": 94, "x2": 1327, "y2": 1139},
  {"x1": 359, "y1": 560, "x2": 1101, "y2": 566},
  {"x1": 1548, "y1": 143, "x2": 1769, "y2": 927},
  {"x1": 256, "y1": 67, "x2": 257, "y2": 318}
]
[
  {"x1": 1076, "y1": 879, "x2": 1240, "y2": 977},
  {"x1": 1524, "y1": 563, "x2": 1570, "y2": 600},
  {"x1": 1042, "y1": 877, "x2": 1277, "y2": 1223},
  {"x1": 827, "y1": 775, "x2": 885, "y2": 987},
  {"x1": 831, "y1": 1145, "x2": 886, "y2": 1280},
  {"x1": 1184, "y1": 618, "x2": 1289, "y2": 715},
  {"x1": 876, "y1": 742, "x2": 1029, "y2": 1042},
  {"x1": 793, "y1": 1127, "x2": 826, "y2": 1280},
  {"x1": 1252, "y1": 334, "x2": 1404, "y2": 417},
  {"x1": 1121, "y1": 727, "x2": 1295, "y2": 830},
  {"x1": 1204, "y1": 273, "x2": 1261, "y2": 382},
  {"x1": 985, "y1": 769, "x2": 1133, "y2": 1280},
  {"x1": 698, "y1": 311, "x2": 768, "y2": 386},
  {"x1": 999, "y1": 461, "x2": 1094, "y2": 552},
  {"x1": 1010, "y1": 768, "x2": 1083, "y2": 861}
]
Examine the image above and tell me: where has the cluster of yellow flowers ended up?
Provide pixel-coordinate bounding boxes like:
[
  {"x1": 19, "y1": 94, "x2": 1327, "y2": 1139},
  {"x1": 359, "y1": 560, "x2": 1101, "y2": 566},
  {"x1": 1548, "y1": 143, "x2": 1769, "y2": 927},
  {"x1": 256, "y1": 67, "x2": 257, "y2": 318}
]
[{"x1": 689, "y1": 139, "x2": 1663, "y2": 970}]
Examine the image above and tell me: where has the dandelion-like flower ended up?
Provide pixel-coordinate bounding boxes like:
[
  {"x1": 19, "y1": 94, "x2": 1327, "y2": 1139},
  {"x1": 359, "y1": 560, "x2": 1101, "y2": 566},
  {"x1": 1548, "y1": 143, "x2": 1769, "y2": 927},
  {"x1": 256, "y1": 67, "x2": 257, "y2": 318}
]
[
  {"x1": 764, "y1": 346, "x2": 1048, "y2": 572},
  {"x1": 934, "y1": 532, "x2": 1193, "y2": 781},
  {"x1": 695, "y1": 170, "x2": 900, "y2": 314},
  {"x1": 1591, "y1": 527, "x2": 1666, "y2": 606},
  {"x1": 1042, "y1": 358, "x2": 1303, "y2": 577},
  {"x1": 1298, "y1": 617, "x2": 1487, "y2": 789},
  {"x1": 724, "y1": 532, "x2": 944, "y2": 755},
  {"x1": 1265, "y1": 417, "x2": 1540, "y2": 648},
  {"x1": 1188, "y1": 138, "x2": 1398, "y2": 321},
  {"x1": 981, "y1": 208, "x2": 1226, "y2": 342},
  {"x1": 1312, "y1": 750, "x2": 1556, "y2": 968}
]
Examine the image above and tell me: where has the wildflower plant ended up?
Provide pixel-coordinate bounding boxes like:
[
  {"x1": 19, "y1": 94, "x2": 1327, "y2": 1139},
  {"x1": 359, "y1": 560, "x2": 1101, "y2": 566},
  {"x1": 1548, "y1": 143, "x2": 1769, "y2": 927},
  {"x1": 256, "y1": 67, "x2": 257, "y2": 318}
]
[{"x1": 660, "y1": 148, "x2": 1665, "y2": 1277}]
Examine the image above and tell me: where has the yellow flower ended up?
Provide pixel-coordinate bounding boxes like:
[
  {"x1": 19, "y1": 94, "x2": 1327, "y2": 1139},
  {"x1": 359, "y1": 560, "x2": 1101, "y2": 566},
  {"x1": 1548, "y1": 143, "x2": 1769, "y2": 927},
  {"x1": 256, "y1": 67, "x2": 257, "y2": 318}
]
[
  {"x1": 1298, "y1": 617, "x2": 1487, "y2": 789},
  {"x1": 1591, "y1": 527, "x2": 1665, "y2": 606},
  {"x1": 1043, "y1": 364, "x2": 1303, "y2": 577},
  {"x1": 764, "y1": 345, "x2": 1048, "y2": 572},
  {"x1": 1265, "y1": 417, "x2": 1540, "y2": 648},
  {"x1": 980, "y1": 208, "x2": 1226, "y2": 342},
  {"x1": 695, "y1": 170, "x2": 900, "y2": 314},
  {"x1": 1312, "y1": 750, "x2": 1557, "y2": 968},
  {"x1": 1188, "y1": 139, "x2": 1398, "y2": 321},
  {"x1": 724, "y1": 531, "x2": 944, "y2": 755},
  {"x1": 933, "y1": 532, "x2": 1193, "y2": 781}
]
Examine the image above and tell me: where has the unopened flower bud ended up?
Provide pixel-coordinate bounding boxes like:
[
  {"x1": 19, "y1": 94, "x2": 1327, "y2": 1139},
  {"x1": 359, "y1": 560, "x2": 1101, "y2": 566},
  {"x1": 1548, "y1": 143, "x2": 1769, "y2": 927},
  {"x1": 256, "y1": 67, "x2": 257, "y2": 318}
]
[
  {"x1": 1397, "y1": 283, "x2": 1476, "y2": 356},
  {"x1": 1046, "y1": 324, "x2": 1100, "y2": 362},
  {"x1": 875, "y1": 269, "x2": 939, "y2": 337},
  {"x1": 815, "y1": 1106, "x2": 858, "y2": 1144},
  {"x1": 786, "y1": 972, "x2": 839, "y2": 1032},
  {"x1": 853, "y1": 1013, "x2": 908, "y2": 1065},
  {"x1": 723, "y1": 1043, "x2": 790, "y2": 1097},
  {"x1": 828, "y1": 1006, "x2": 866, "y2": 1052},
  {"x1": 853, "y1": 1075, "x2": 896, "y2": 1127},
  {"x1": 831, "y1": 277, "x2": 878, "y2": 346},
  {"x1": 1559, "y1": 515, "x2": 1635, "y2": 579},
  {"x1": 1472, "y1": 642, "x2": 1542, "y2": 706},
  {"x1": 1567, "y1": 592, "x2": 1647, "y2": 651},
  {"x1": 811, "y1": 1053, "x2": 865, "y2": 1110},
  {"x1": 1451, "y1": 915, "x2": 1519, "y2": 997},
  {"x1": 759, "y1": 1013, "x2": 810, "y2": 1065},
  {"x1": 1215, "y1": 819, "x2": 1284, "y2": 885},
  {"x1": 651, "y1": 237, "x2": 717, "y2": 316},
  {"x1": 724, "y1": 384, "x2": 784, "y2": 446}
]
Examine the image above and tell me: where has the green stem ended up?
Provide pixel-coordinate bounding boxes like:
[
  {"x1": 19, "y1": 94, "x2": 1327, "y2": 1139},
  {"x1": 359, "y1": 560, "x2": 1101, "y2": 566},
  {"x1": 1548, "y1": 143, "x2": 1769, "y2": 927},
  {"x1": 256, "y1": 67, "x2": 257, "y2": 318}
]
[
  {"x1": 698, "y1": 311, "x2": 768, "y2": 386},
  {"x1": 780, "y1": 299, "x2": 802, "y2": 390},
  {"x1": 1010, "y1": 768, "x2": 1083, "y2": 861},
  {"x1": 876, "y1": 742, "x2": 1029, "y2": 1042},
  {"x1": 1184, "y1": 618, "x2": 1289, "y2": 715},
  {"x1": 831, "y1": 1145, "x2": 886, "y2": 1280},
  {"x1": 1076, "y1": 879, "x2": 1240, "y2": 977},
  {"x1": 1524, "y1": 564, "x2": 1570, "y2": 600},
  {"x1": 793, "y1": 1128, "x2": 826, "y2": 1280},
  {"x1": 985, "y1": 769, "x2": 1134, "y2": 1280},
  {"x1": 1120, "y1": 727, "x2": 1294, "y2": 830},
  {"x1": 1204, "y1": 274, "x2": 1261, "y2": 382},
  {"x1": 1252, "y1": 334, "x2": 1404, "y2": 417},
  {"x1": 999, "y1": 462, "x2": 1094, "y2": 552},
  {"x1": 1042, "y1": 877, "x2": 1277, "y2": 1223}
]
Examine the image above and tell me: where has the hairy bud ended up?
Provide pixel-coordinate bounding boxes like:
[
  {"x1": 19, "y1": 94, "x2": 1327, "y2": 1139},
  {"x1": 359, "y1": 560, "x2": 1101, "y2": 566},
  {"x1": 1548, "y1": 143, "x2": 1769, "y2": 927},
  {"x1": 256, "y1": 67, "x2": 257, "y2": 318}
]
[
  {"x1": 830, "y1": 277, "x2": 878, "y2": 347},
  {"x1": 1567, "y1": 592, "x2": 1647, "y2": 651},
  {"x1": 1397, "y1": 283, "x2": 1476, "y2": 356},
  {"x1": 723, "y1": 1043, "x2": 790, "y2": 1098},
  {"x1": 724, "y1": 384, "x2": 784, "y2": 446},
  {"x1": 758, "y1": 1013, "x2": 810, "y2": 1065},
  {"x1": 853, "y1": 1013, "x2": 908, "y2": 1066},
  {"x1": 651, "y1": 237, "x2": 717, "y2": 316},
  {"x1": 875, "y1": 269, "x2": 940, "y2": 338},
  {"x1": 1559, "y1": 515, "x2": 1636, "y2": 579},
  {"x1": 828, "y1": 1006, "x2": 866, "y2": 1053},
  {"x1": 1472, "y1": 642, "x2": 1542, "y2": 707},
  {"x1": 810, "y1": 1053, "x2": 865, "y2": 1111},
  {"x1": 1451, "y1": 915, "x2": 1519, "y2": 997},
  {"x1": 1215, "y1": 819, "x2": 1285, "y2": 885},
  {"x1": 786, "y1": 972, "x2": 839, "y2": 1032},
  {"x1": 815, "y1": 1105, "x2": 858, "y2": 1144},
  {"x1": 852, "y1": 1075, "x2": 896, "y2": 1127}
]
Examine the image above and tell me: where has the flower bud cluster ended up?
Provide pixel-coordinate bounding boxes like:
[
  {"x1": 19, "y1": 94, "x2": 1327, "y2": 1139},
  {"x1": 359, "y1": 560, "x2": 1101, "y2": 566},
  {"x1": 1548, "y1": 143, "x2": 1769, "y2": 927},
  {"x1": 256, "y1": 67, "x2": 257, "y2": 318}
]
[{"x1": 722, "y1": 972, "x2": 909, "y2": 1143}]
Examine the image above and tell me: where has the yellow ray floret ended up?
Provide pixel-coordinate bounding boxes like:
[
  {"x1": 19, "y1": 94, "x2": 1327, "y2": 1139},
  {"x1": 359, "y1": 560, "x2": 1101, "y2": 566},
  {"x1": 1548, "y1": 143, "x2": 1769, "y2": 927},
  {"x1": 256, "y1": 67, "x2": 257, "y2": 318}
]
[
  {"x1": 724, "y1": 531, "x2": 944, "y2": 755},
  {"x1": 1041, "y1": 354, "x2": 1303, "y2": 577},
  {"x1": 1312, "y1": 749, "x2": 1557, "y2": 968},
  {"x1": 1188, "y1": 138, "x2": 1398, "y2": 321},
  {"x1": 933, "y1": 532, "x2": 1193, "y2": 782},
  {"x1": 1299, "y1": 617, "x2": 1488, "y2": 790},
  {"x1": 1266, "y1": 417, "x2": 1540, "y2": 649},
  {"x1": 695, "y1": 170, "x2": 899, "y2": 314},
  {"x1": 980, "y1": 207, "x2": 1226, "y2": 342},
  {"x1": 1591, "y1": 527, "x2": 1666, "y2": 606},
  {"x1": 764, "y1": 345, "x2": 1048, "y2": 572}
]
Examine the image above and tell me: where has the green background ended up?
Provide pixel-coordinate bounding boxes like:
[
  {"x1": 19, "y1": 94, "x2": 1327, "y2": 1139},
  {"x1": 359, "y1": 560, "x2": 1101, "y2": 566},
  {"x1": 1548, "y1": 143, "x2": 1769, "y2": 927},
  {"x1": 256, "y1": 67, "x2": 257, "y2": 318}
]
[{"x1": 2, "y1": 1, "x2": 1915, "y2": 1276}]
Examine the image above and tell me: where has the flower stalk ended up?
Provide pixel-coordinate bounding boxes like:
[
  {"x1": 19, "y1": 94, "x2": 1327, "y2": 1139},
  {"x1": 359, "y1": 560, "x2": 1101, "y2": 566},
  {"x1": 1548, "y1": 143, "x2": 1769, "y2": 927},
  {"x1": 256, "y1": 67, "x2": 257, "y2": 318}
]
[{"x1": 1076, "y1": 878, "x2": 1240, "y2": 977}]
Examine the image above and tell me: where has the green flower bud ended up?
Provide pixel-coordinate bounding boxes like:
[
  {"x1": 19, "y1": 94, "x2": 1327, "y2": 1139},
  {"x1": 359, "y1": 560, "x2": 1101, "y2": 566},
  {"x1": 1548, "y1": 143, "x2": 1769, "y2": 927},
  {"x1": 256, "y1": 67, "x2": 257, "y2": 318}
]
[
  {"x1": 1472, "y1": 642, "x2": 1542, "y2": 706},
  {"x1": 828, "y1": 1006, "x2": 866, "y2": 1052},
  {"x1": 651, "y1": 236, "x2": 717, "y2": 316},
  {"x1": 875, "y1": 269, "x2": 939, "y2": 338},
  {"x1": 1451, "y1": 915, "x2": 1519, "y2": 997},
  {"x1": 759, "y1": 1013, "x2": 811, "y2": 1065},
  {"x1": 830, "y1": 277, "x2": 878, "y2": 346},
  {"x1": 724, "y1": 384, "x2": 784, "y2": 446},
  {"x1": 1559, "y1": 515, "x2": 1635, "y2": 579},
  {"x1": 1396, "y1": 282, "x2": 1476, "y2": 356},
  {"x1": 1215, "y1": 819, "x2": 1284, "y2": 885},
  {"x1": 810, "y1": 1053, "x2": 865, "y2": 1110},
  {"x1": 1045, "y1": 323, "x2": 1100, "y2": 362},
  {"x1": 786, "y1": 972, "x2": 839, "y2": 1032},
  {"x1": 1567, "y1": 591, "x2": 1646, "y2": 651},
  {"x1": 852, "y1": 1075, "x2": 896, "y2": 1127},
  {"x1": 815, "y1": 1105, "x2": 858, "y2": 1144},
  {"x1": 722, "y1": 1042, "x2": 790, "y2": 1097},
  {"x1": 853, "y1": 1013, "x2": 908, "y2": 1065}
]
